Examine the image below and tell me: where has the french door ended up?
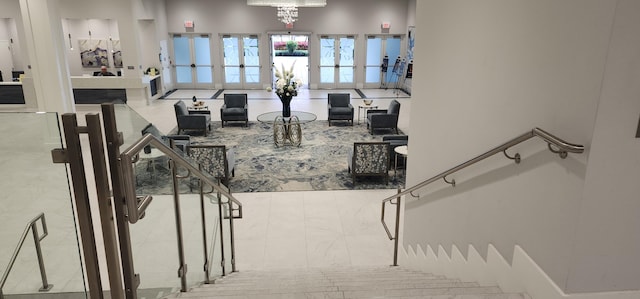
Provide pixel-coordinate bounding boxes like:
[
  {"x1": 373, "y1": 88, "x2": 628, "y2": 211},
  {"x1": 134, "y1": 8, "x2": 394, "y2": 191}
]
[
  {"x1": 318, "y1": 35, "x2": 356, "y2": 89},
  {"x1": 172, "y1": 34, "x2": 214, "y2": 89},
  {"x1": 221, "y1": 35, "x2": 261, "y2": 89},
  {"x1": 364, "y1": 35, "x2": 402, "y2": 88}
]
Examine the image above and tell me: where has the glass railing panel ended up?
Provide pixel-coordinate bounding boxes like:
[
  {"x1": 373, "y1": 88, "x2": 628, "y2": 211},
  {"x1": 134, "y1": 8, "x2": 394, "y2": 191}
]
[
  {"x1": 113, "y1": 103, "x2": 154, "y2": 150},
  {"x1": 0, "y1": 112, "x2": 86, "y2": 298}
]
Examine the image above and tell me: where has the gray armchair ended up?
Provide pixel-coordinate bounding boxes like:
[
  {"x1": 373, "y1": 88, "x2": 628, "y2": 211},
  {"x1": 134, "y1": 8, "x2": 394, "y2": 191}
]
[
  {"x1": 366, "y1": 99, "x2": 400, "y2": 134},
  {"x1": 174, "y1": 100, "x2": 211, "y2": 135},
  {"x1": 221, "y1": 93, "x2": 248, "y2": 127},
  {"x1": 188, "y1": 144, "x2": 236, "y2": 187},
  {"x1": 328, "y1": 93, "x2": 354, "y2": 126},
  {"x1": 347, "y1": 142, "x2": 390, "y2": 185}
]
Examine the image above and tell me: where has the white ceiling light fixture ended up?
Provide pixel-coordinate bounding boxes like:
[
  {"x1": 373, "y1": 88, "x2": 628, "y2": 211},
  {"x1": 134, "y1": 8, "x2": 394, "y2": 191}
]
[{"x1": 247, "y1": 0, "x2": 326, "y2": 7}]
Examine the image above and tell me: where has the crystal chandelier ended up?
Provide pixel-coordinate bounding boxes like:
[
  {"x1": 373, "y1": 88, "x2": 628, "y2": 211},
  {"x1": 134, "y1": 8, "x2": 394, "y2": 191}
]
[
  {"x1": 247, "y1": 0, "x2": 326, "y2": 7},
  {"x1": 277, "y1": 5, "x2": 298, "y2": 24}
]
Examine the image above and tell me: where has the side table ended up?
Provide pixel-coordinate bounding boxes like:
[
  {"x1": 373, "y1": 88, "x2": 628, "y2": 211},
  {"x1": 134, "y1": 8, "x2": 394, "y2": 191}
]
[
  {"x1": 357, "y1": 103, "x2": 378, "y2": 124},
  {"x1": 188, "y1": 105, "x2": 210, "y2": 115},
  {"x1": 394, "y1": 145, "x2": 408, "y2": 179}
]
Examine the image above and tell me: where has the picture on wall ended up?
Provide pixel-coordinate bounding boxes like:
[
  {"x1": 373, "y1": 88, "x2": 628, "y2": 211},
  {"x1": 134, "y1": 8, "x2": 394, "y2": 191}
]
[
  {"x1": 79, "y1": 39, "x2": 109, "y2": 67},
  {"x1": 112, "y1": 39, "x2": 123, "y2": 68},
  {"x1": 407, "y1": 26, "x2": 415, "y2": 61}
]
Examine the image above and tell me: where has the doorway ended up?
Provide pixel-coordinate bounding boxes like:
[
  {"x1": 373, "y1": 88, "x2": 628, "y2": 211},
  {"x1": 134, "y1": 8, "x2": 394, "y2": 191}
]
[
  {"x1": 270, "y1": 34, "x2": 309, "y2": 89},
  {"x1": 172, "y1": 34, "x2": 214, "y2": 89},
  {"x1": 318, "y1": 35, "x2": 356, "y2": 89},
  {"x1": 221, "y1": 34, "x2": 261, "y2": 89},
  {"x1": 364, "y1": 35, "x2": 402, "y2": 88}
]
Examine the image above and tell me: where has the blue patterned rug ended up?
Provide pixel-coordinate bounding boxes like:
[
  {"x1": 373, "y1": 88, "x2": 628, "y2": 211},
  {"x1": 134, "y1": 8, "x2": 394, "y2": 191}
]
[{"x1": 135, "y1": 121, "x2": 405, "y2": 193}]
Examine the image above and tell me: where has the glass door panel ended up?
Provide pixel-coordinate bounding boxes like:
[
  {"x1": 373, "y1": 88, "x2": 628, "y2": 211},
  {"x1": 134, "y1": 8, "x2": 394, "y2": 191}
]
[
  {"x1": 223, "y1": 36, "x2": 241, "y2": 85},
  {"x1": 365, "y1": 37, "x2": 382, "y2": 84},
  {"x1": 319, "y1": 37, "x2": 335, "y2": 84},
  {"x1": 194, "y1": 36, "x2": 213, "y2": 84},
  {"x1": 243, "y1": 36, "x2": 260, "y2": 84},
  {"x1": 384, "y1": 37, "x2": 402, "y2": 84},
  {"x1": 338, "y1": 37, "x2": 355, "y2": 85},
  {"x1": 174, "y1": 36, "x2": 192, "y2": 84}
]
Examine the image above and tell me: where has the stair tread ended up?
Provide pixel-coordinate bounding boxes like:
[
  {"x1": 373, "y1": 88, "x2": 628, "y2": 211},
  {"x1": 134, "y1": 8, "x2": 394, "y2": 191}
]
[{"x1": 161, "y1": 266, "x2": 528, "y2": 299}]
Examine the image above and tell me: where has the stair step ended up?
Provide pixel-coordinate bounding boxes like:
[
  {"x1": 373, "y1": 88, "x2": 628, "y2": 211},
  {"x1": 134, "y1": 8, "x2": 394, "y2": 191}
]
[
  {"x1": 205, "y1": 279, "x2": 472, "y2": 290},
  {"x1": 161, "y1": 266, "x2": 529, "y2": 299}
]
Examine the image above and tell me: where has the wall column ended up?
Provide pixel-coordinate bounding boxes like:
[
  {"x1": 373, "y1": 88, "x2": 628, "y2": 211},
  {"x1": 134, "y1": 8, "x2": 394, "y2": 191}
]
[{"x1": 19, "y1": 0, "x2": 74, "y2": 113}]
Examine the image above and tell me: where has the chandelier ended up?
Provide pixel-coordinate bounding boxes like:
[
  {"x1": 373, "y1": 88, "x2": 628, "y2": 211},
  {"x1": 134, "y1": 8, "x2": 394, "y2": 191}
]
[
  {"x1": 277, "y1": 5, "x2": 298, "y2": 24},
  {"x1": 247, "y1": 0, "x2": 326, "y2": 7},
  {"x1": 247, "y1": 0, "x2": 325, "y2": 25}
]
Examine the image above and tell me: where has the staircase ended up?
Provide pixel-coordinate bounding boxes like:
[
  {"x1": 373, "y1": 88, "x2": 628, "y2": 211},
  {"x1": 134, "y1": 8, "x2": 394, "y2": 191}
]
[{"x1": 165, "y1": 266, "x2": 530, "y2": 299}]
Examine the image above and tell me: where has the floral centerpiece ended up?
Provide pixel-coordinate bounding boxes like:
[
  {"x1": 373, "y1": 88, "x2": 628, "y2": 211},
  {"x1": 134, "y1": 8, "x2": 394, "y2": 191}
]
[{"x1": 267, "y1": 62, "x2": 302, "y2": 117}]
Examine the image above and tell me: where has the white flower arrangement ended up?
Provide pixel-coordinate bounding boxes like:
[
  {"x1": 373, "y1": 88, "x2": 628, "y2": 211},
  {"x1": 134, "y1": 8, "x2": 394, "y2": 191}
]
[{"x1": 267, "y1": 62, "x2": 302, "y2": 99}]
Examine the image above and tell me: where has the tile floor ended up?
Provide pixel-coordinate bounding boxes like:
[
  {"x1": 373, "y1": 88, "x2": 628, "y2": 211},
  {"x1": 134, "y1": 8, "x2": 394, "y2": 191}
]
[{"x1": 1, "y1": 88, "x2": 411, "y2": 295}]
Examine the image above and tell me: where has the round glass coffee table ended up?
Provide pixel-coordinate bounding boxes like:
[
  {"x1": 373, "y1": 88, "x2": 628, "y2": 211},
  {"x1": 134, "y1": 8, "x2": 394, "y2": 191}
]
[{"x1": 257, "y1": 111, "x2": 317, "y2": 147}]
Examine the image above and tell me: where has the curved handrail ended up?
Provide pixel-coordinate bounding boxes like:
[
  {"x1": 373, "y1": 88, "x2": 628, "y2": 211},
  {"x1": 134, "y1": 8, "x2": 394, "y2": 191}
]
[
  {"x1": 1, "y1": 213, "x2": 52, "y2": 298},
  {"x1": 119, "y1": 133, "x2": 243, "y2": 224},
  {"x1": 380, "y1": 127, "x2": 585, "y2": 265}
]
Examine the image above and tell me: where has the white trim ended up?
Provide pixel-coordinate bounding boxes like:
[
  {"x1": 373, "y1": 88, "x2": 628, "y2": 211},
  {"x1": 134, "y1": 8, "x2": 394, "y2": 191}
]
[{"x1": 402, "y1": 243, "x2": 640, "y2": 299}]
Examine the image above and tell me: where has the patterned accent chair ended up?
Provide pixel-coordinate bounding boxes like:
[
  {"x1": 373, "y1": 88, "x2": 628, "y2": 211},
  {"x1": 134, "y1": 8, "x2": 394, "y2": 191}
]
[
  {"x1": 327, "y1": 93, "x2": 354, "y2": 126},
  {"x1": 366, "y1": 99, "x2": 400, "y2": 134},
  {"x1": 174, "y1": 100, "x2": 211, "y2": 135},
  {"x1": 220, "y1": 93, "x2": 249, "y2": 127},
  {"x1": 347, "y1": 142, "x2": 390, "y2": 185},
  {"x1": 188, "y1": 144, "x2": 236, "y2": 186}
]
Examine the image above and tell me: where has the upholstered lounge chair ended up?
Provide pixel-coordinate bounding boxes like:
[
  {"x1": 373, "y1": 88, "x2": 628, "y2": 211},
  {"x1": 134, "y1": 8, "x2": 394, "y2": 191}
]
[
  {"x1": 221, "y1": 93, "x2": 248, "y2": 127},
  {"x1": 174, "y1": 100, "x2": 211, "y2": 135},
  {"x1": 328, "y1": 93, "x2": 354, "y2": 126},
  {"x1": 347, "y1": 142, "x2": 390, "y2": 185},
  {"x1": 188, "y1": 144, "x2": 236, "y2": 187},
  {"x1": 366, "y1": 99, "x2": 400, "y2": 134}
]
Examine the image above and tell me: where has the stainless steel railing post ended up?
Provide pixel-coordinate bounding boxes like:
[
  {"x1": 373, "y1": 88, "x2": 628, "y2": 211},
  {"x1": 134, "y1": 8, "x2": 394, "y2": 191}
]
[
  {"x1": 170, "y1": 159, "x2": 188, "y2": 292},
  {"x1": 392, "y1": 188, "x2": 402, "y2": 267},
  {"x1": 31, "y1": 220, "x2": 52, "y2": 292},
  {"x1": 217, "y1": 190, "x2": 226, "y2": 276},
  {"x1": 228, "y1": 199, "x2": 237, "y2": 273}
]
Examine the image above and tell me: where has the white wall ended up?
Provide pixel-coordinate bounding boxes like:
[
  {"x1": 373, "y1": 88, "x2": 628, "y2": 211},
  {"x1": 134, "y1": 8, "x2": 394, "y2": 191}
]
[
  {"x1": 566, "y1": 0, "x2": 640, "y2": 293},
  {"x1": 0, "y1": 1, "x2": 26, "y2": 76},
  {"x1": 405, "y1": 0, "x2": 640, "y2": 294}
]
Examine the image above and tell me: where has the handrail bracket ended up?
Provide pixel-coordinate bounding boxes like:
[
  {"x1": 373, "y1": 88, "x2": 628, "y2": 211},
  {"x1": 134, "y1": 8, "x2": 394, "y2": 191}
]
[
  {"x1": 548, "y1": 143, "x2": 568, "y2": 159},
  {"x1": 503, "y1": 148, "x2": 521, "y2": 164},
  {"x1": 443, "y1": 176, "x2": 456, "y2": 187}
]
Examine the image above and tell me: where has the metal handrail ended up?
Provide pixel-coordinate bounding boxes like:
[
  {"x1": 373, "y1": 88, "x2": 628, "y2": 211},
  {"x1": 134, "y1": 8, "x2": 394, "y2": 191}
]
[
  {"x1": 0, "y1": 213, "x2": 53, "y2": 299},
  {"x1": 381, "y1": 127, "x2": 585, "y2": 265},
  {"x1": 119, "y1": 133, "x2": 243, "y2": 224}
]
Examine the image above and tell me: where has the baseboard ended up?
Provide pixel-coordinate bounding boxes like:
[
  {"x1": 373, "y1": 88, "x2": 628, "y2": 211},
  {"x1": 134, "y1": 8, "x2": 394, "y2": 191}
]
[{"x1": 402, "y1": 243, "x2": 640, "y2": 299}]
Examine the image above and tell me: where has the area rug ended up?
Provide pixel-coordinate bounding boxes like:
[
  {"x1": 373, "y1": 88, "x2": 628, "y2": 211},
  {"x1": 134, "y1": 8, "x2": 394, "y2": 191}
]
[{"x1": 135, "y1": 121, "x2": 405, "y2": 194}]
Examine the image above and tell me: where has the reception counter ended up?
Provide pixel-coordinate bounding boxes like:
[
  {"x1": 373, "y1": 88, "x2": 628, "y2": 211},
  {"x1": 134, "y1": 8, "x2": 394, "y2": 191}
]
[
  {"x1": 71, "y1": 75, "x2": 162, "y2": 104},
  {"x1": 1, "y1": 75, "x2": 162, "y2": 106}
]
